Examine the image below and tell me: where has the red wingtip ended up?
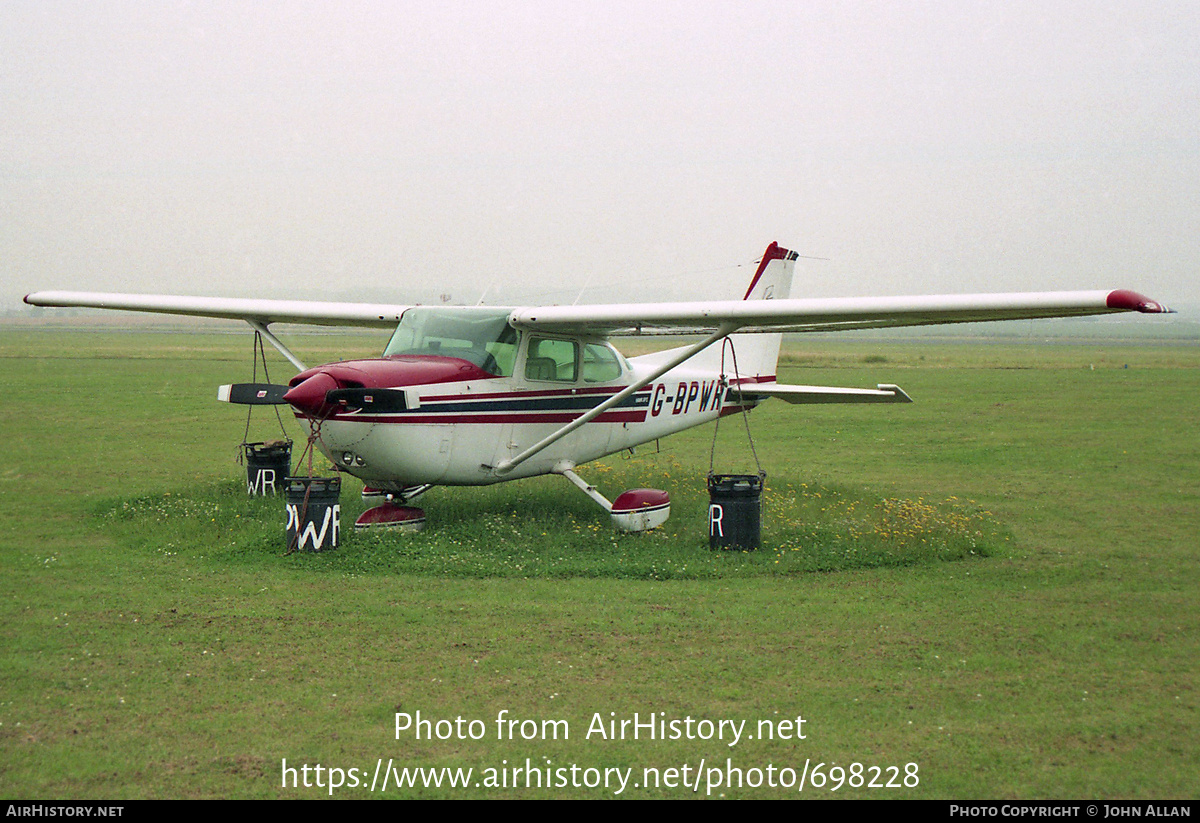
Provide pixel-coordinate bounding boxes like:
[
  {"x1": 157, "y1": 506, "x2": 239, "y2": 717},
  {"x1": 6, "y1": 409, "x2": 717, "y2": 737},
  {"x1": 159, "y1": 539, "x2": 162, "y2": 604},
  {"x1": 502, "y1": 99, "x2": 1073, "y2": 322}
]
[{"x1": 1106, "y1": 290, "x2": 1171, "y2": 314}]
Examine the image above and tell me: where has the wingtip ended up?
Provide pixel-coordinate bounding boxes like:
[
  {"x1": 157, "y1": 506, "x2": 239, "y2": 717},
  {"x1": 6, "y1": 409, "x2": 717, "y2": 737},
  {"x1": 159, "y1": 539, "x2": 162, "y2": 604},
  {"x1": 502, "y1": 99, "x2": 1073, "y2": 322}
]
[{"x1": 1106, "y1": 289, "x2": 1172, "y2": 314}]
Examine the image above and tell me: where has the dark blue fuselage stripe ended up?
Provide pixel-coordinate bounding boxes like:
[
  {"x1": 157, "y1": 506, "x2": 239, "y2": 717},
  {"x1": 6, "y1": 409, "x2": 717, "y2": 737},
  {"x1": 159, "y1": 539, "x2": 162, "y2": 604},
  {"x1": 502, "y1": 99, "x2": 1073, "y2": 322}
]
[{"x1": 418, "y1": 391, "x2": 650, "y2": 414}]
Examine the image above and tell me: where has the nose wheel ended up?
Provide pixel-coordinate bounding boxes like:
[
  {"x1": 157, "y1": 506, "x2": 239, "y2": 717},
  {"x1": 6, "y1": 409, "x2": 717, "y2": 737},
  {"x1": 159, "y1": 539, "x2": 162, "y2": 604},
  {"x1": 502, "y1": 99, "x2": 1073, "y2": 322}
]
[
  {"x1": 355, "y1": 502, "x2": 426, "y2": 531},
  {"x1": 355, "y1": 484, "x2": 433, "y2": 531}
]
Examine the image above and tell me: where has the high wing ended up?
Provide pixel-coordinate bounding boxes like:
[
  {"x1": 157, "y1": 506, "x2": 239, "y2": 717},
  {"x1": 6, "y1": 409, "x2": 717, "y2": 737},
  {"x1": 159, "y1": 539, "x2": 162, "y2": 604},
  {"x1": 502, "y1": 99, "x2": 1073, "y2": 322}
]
[
  {"x1": 26, "y1": 287, "x2": 1170, "y2": 337},
  {"x1": 22, "y1": 291, "x2": 417, "y2": 371},
  {"x1": 506, "y1": 289, "x2": 1170, "y2": 337},
  {"x1": 22, "y1": 292, "x2": 411, "y2": 328}
]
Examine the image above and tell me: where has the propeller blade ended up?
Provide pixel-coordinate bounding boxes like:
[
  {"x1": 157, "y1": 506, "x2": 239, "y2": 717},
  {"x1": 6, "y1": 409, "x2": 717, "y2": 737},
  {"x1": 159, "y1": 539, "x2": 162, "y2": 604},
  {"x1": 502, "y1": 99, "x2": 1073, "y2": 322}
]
[
  {"x1": 325, "y1": 388, "x2": 408, "y2": 413},
  {"x1": 217, "y1": 383, "x2": 290, "y2": 405}
]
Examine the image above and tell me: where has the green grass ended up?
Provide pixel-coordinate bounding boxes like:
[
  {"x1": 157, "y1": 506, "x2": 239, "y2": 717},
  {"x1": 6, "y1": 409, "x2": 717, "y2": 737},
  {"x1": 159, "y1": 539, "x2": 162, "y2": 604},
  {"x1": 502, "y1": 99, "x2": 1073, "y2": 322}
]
[
  {"x1": 96, "y1": 470, "x2": 1007, "y2": 581},
  {"x1": 1, "y1": 328, "x2": 1197, "y2": 798}
]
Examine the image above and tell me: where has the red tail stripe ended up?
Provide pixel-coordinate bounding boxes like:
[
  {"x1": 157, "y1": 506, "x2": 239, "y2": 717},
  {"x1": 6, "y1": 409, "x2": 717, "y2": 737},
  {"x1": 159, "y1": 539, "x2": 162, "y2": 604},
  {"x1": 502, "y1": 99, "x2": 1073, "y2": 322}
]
[{"x1": 742, "y1": 242, "x2": 790, "y2": 300}]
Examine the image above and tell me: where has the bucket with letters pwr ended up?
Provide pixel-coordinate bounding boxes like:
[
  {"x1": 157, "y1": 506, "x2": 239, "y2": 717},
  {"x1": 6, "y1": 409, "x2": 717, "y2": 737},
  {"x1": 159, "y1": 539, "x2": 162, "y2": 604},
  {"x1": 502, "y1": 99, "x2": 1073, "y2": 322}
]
[{"x1": 285, "y1": 476, "x2": 341, "y2": 551}]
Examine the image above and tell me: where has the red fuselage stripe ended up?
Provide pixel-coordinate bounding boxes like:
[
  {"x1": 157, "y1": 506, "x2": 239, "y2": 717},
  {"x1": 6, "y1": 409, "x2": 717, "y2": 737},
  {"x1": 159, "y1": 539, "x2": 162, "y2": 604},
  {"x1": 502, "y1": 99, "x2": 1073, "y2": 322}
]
[
  {"x1": 419, "y1": 385, "x2": 629, "y2": 402},
  {"x1": 300, "y1": 410, "x2": 649, "y2": 425}
]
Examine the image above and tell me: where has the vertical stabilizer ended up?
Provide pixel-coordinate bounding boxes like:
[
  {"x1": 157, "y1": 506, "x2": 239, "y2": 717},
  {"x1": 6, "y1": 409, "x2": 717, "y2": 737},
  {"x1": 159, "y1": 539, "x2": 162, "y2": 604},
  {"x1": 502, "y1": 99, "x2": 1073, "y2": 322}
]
[
  {"x1": 724, "y1": 242, "x2": 797, "y2": 380},
  {"x1": 626, "y1": 242, "x2": 799, "y2": 380}
]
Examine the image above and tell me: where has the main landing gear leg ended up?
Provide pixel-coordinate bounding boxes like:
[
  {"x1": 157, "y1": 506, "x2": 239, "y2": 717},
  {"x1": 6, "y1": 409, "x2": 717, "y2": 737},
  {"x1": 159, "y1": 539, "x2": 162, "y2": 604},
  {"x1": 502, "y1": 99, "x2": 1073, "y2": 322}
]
[{"x1": 554, "y1": 463, "x2": 671, "y2": 533}]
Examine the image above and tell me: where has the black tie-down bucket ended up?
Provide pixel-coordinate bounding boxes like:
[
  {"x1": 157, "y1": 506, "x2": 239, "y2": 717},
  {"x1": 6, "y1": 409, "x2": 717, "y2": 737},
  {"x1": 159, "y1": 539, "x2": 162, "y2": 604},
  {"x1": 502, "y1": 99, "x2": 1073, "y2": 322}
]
[
  {"x1": 285, "y1": 475, "x2": 341, "y2": 552},
  {"x1": 244, "y1": 440, "x2": 292, "y2": 496},
  {"x1": 707, "y1": 473, "x2": 764, "y2": 550}
]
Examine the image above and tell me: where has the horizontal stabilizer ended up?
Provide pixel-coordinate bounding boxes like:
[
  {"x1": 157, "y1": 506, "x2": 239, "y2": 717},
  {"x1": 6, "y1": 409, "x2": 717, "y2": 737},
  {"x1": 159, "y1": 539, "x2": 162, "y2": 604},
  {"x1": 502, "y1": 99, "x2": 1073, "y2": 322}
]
[
  {"x1": 732, "y1": 382, "x2": 912, "y2": 404},
  {"x1": 217, "y1": 383, "x2": 290, "y2": 405}
]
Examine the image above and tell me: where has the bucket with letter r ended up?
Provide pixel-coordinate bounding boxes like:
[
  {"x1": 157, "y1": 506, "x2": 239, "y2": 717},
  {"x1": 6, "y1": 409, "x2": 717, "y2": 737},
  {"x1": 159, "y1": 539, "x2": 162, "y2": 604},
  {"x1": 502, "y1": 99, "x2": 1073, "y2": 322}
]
[
  {"x1": 285, "y1": 475, "x2": 341, "y2": 552},
  {"x1": 244, "y1": 440, "x2": 291, "y2": 496},
  {"x1": 707, "y1": 473, "x2": 764, "y2": 550}
]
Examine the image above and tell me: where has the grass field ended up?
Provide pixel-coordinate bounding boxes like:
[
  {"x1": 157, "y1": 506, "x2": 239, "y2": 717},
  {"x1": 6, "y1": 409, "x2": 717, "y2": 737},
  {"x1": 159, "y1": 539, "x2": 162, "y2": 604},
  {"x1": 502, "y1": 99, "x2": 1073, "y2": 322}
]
[{"x1": 1, "y1": 328, "x2": 1197, "y2": 798}]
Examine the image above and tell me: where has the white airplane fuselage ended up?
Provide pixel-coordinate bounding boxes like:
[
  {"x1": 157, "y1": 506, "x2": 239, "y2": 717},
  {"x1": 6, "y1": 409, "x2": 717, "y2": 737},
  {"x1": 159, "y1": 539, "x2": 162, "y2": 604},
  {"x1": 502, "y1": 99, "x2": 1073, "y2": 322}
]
[{"x1": 298, "y1": 352, "x2": 755, "y2": 491}]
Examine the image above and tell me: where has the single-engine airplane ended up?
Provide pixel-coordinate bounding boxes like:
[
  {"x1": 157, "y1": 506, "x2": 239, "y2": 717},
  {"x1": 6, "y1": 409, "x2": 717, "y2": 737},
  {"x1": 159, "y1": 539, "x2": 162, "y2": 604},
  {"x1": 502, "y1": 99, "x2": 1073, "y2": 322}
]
[{"x1": 24, "y1": 242, "x2": 1171, "y2": 531}]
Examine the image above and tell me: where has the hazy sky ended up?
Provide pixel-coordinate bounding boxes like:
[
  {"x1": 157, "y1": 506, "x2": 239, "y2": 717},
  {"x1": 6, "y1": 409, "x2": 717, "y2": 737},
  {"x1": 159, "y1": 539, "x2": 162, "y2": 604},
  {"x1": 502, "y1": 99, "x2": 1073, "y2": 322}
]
[{"x1": 4, "y1": 1, "x2": 1197, "y2": 308}]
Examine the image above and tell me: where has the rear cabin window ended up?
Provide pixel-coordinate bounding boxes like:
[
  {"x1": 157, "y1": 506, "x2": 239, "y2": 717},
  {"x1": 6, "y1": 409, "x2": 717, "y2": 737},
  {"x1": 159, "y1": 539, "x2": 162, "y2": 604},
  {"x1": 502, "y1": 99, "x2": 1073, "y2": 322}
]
[{"x1": 581, "y1": 342, "x2": 623, "y2": 383}]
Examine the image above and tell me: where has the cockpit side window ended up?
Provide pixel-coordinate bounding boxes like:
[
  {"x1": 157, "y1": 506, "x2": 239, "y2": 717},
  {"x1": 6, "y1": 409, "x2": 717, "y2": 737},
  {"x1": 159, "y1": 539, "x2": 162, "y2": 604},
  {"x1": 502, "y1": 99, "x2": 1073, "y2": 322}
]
[{"x1": 525, "y1": 337, "x2": 578, "y2": 382}]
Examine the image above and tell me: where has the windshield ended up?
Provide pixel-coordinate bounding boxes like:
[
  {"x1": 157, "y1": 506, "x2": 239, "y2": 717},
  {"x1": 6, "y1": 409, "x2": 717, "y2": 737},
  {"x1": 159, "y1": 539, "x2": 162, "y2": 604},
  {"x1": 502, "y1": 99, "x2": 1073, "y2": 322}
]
[{"x1": 383, "y1": 307, "x2": 518, "y2": 376}]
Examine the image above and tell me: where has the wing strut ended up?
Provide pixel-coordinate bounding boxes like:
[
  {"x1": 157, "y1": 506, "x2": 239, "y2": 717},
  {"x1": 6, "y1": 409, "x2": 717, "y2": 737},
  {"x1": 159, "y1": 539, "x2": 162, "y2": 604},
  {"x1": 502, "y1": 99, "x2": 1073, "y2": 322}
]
[
  {"x1": 246, "y1": 320, "x2": 307, "y2": 372},
  {"x1": 494, "y1": 322, "x2": 739, "y2": 475}
]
